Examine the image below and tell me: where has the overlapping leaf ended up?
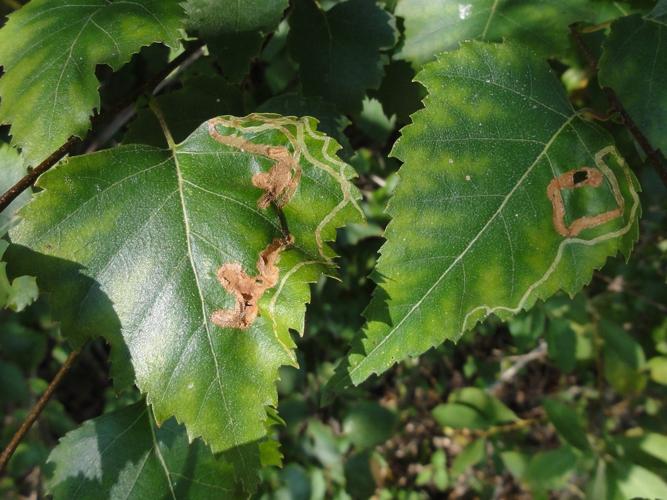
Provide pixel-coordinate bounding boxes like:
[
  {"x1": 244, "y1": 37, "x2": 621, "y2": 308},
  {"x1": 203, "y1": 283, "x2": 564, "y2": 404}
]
[
  {"x1": 288, "y1": 0, "x2": 398, "y2": 113},
  {"x1": 184, "y1": 0, "x2": 287, "y2": 82},
  {"x1": 599, "y1": 0, "x2": 667, "y2": 154},
  {"x1": 125, "y1": 75, "x2": 244, "y2": 147},
  {"x1": 184, "y1": 0, "x2": 288, "y2": 35},
  {"x1": 8, "y1": 114, "x2": 362, "y2": 483},
  {"x1": 0, "y1": 145, "x2": 37, "y2": 312},
  {"x1": 0, "y1": 0, "x2": 183, "y2": 164},
  {"x1": 258, "y1": 93, "x2": 352, "y2": 156},
  {"x1": 1, "y1": 240, "x2": 37, "y2": 312},
  {"x1": 395, "y1": 0, "x2": 629, "y2": 66},
  {"x1": 0, "y1": 143, "x2": 30, "y2": 234},
  {"x1": 46, "y1": 402, "x2": 244, "y2": 499},
  {"x1": 334, "y1": 42, "x2": 640, "y2": 387}
]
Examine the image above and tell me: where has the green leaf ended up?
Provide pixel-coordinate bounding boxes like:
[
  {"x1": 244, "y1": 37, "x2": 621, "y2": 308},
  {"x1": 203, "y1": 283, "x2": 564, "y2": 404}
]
[
  {"x1": 602, "y1": 320, "x2": 647, "y2": 395},
  {"x1": 508, "y1": 307, "x2": 545, "y2": 350},
  {"x1": 587, "y1": 460, "x2": 611, "y2": 500},
  {"x1": 545, "y1": 318, "x2": 576, "y2": 372},
  {"x1": 0, "y1": 0, "x2": 183, "y2": 164},
  {"x1": 337, "y1": 41, "x2": 640, "y2": 387},
  {"x1": 500, "y1": 450, "x2": 530, "y2": 481},
  {"x1": 125, "y1": 76, "x2": 244, "y2": 147},
  {"x1": 610, "y1": 460, "x2": 667, "y2": 500},
  {"x1": 184, "y1": 0, "x2": 288, "y2": 35},
  {"x1": 543, "y1": 398, "x2": 590, "y2": 452},
  {"x1": 637, "y1": 433, "x2": 667, "y2": 464},
  {"x1": 431, "y1": 450, "x2": 449, "y2": 491},
  {"x1": 432, "y1": 403, "x2": 489, "y2": 429},
  {"x1": 450, "y1": 438, "x2": 485, "y2": 477},
  {"x1": 288, "y1": 0, "x2": 398, "y2": 113},
  {"x1": 448, "y1": 387, "x2": 517, "y2": 424},
  {"x1": 0, "y1": 144, "x2": 30, "y2": 234},
  {"x1": 599, "y1": 2, "x2": 667, "y2": 155},
  {"x1": 9, "y1": 114, "x2": 362, "y2": 484},
  {"x1": 206, "y1": 31, "x2": 264, "y2": 82},
  {"x1": 369, "y1": 60, "x2": 425, "y2": 124},
  {"x1": 343, "y1": 402, "x2": 398, "y2": 450},
  {"x1": 0, "y1": 360, "x2": 29, "y2": 406},
  {"x1": 0, "y1": 240, "x2": 38, "y2": 312},
  {"x1": 524, "y1": 446, "x2": 577, "y2": 492},
  {"x1": 46, "y1": 402, "x2": 244, "y2": 499},
  {"x1": 257, "y1": 93, "x2": 352, "y2": 156},
  {"x1": 356, "y1": 97, "x2": 396, "y2": 145},
  {"x1": 395, "y1": 0, "x2": 628, "y2": 66},
  {"x1": 648, "y1": 356, "x2": 667, "y2": 385}
]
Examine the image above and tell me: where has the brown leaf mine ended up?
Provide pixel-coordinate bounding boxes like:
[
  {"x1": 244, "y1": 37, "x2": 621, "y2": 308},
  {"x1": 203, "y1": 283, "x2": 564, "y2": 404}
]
[
  {"x1": 211, "y1": 235, "x2": 294, "y2": 329},
  {"x1": 547, "y1": 163, "x2": 624, "y2": 237},
  {"x1": 207, "y1": 117, "x2": 301, "y2": 209}
]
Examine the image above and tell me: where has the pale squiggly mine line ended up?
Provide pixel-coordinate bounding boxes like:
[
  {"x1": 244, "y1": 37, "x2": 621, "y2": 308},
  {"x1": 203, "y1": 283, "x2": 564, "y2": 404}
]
[
  {"x1": 268, "y1": 260, "x2": 322, "y2": 358},
  {"x1": 205, "y1": 114, "x2": 360, "y2": 353},
  {"x1": 208, "y1": 114, "x2": 361, "y2": 259},
  {"x1": 460, "y1": 145, "x2": 639, "y2": 336},
  {"x1": 302, "y1": 119, "x2": 365, "y2": 256}
]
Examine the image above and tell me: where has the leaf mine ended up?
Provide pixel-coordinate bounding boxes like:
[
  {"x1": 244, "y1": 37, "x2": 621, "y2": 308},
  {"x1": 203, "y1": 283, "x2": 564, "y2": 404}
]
[
  {"x1": 547, "y1": 148, "x2": 625, "y2": 238},
  {"x1": 212, "y1": 235, "x2": 294, "y2": 329},
  {"x1": 208, "y1": 117, "x2": 302, "y2": 208}
]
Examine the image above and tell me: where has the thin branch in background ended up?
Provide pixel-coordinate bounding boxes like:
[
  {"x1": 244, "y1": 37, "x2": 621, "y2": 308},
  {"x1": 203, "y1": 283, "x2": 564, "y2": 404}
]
[
  {"x1": 85, "y1": 43, "x2": 206, "y2": 152},
  {"x1": 0, "y1": 40, "x2": 206, "y2": 214},
  {"x1": 0, "y1": 350, "x2": 80, "y2": 474},
  {"x1": 570, "y1": 24, "x2": 667, "y2": 189},
  {"x1": 0, "y1": 136, "x2": 80, "y2": 212},
  {"x1": 594, "y1": 272, "x2": 667, "y2": 313},
  {"x1": 489, "y1": 340, "x2": 548, "y2": 396}
]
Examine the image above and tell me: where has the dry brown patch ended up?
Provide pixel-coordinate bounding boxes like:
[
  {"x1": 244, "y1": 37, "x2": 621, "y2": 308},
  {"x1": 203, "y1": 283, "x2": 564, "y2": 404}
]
[
  {"x1": 211, "y1": 235, "x2": 294, "y2": 330},
  {"x1": 208, "y1": 118, "x2": 301, "y2": 209},
  {"x1": 547, "y1": 166, "x2": 624, "y2": 237}
]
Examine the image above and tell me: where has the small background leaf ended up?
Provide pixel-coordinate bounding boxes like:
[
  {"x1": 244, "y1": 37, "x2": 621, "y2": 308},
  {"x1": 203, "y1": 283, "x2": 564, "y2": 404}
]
[{"x1": 0, "y1": 0, "x2": 183, "y2": 164}]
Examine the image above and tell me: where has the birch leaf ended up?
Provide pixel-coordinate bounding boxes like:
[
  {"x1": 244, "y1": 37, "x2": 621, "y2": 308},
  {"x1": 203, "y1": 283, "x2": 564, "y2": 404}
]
[
  {"x1": 0, "y1": 0, "x2": 183, "y2": 164},
  {"x1": 288, "y1": 0, "x2": 398, "y2": 113},
  {"x1": 334, "y1": 42, "x2": 640, "y2": 388},
  {"x1": 46, "y1": 402, "x2": 244, "y2": 499},
  {"x1": 396, "y1": 0, "x2": 628, "y2": 66},
  {"x1": 8, "y1": 113, "x2": 362, "y2": 484},
  {"x1": 599, "y1": 1, "x2": 667, "y2": 155}
]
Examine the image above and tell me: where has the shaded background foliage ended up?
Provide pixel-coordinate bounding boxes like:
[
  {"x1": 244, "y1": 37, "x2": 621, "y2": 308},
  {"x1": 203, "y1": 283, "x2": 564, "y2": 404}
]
[{"x1": 1, "y1": 0, "x2": 666, "y2": 498}]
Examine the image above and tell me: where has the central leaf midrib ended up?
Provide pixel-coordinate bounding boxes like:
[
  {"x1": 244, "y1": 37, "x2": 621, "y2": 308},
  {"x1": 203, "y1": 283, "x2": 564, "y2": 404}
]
[
  {"x1": 170, "y1": 145, "x2": 247, "y2": 465},
  {"x1": 349, "y1": 112, "x2": 579, "y2": 380}
]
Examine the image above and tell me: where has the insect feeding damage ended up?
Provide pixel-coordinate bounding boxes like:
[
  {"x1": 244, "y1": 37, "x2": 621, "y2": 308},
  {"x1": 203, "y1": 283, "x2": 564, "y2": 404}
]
[
  {"x1": 547, "y1": 159, "x2": 624, "y2": 237},
  {"x1": 207, "y1": 117, "x2": 302, "y2": 208},
  {"x1": 211, "y1": 235, "x2": 295, "y2": 330}
]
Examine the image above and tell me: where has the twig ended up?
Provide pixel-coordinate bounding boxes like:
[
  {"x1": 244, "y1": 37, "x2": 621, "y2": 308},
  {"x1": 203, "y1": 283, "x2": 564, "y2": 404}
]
[
  {"x1": 489, "y1": 340, "x2": 548, "y2": 396},
  {"x1": 0, "y1": 350, "x2": 79, "y2": 474},
  {"x1": 0, "y1": 137, "x2": 80, "y2": 213},
  {"x1": 473, "y1": 416, "x2": 544, "y2": 438},
  {"x1": 570, "y1": 24, "x2": 667, "y2": 188},
  {"x1": 0, "y1": 40, "x2": 206, "y2": 214},
  {"x1": 85, "y1": 43, "x2": 206, "y2": 152},
  {"x1": 594, "y1": 272, "x2": 667, "y2": 313}
]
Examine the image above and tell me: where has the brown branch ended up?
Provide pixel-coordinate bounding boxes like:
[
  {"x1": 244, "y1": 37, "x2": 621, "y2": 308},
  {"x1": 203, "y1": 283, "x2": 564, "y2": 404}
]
[
  {"x1": 0, "y1": 136, "x2": 80, "y2": 212},
  {"x1": 570, "y1": 24, "x2": 667, "y2": 188},
  {"x1": 489, "y1": 340, "x2": 548, "y2": 396},
  {"x1": 0, "y1": 40, "x2": 206, "y2": 214},
  {"x1": 0, "y1": 350, "x2": 79, "y2": 474}
]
